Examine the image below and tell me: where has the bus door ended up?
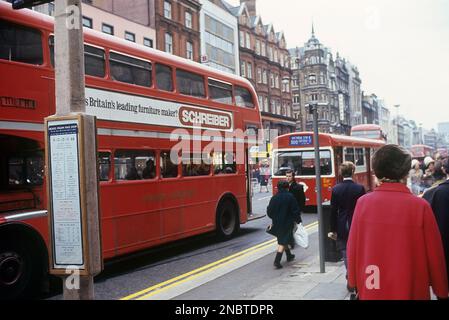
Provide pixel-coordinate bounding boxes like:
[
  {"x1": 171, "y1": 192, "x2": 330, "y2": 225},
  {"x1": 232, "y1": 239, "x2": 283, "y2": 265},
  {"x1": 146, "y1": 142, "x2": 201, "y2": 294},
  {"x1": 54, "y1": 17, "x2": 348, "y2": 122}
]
[
  {"x1": 334, "y1": 147, "x2": 343, "y2": 183},
  {"x1": 245, "y1": 147, "x2": 252, "y2": 215},
  {"x1": 366, "y1": 147, "x2": 374, "y2": 191}
]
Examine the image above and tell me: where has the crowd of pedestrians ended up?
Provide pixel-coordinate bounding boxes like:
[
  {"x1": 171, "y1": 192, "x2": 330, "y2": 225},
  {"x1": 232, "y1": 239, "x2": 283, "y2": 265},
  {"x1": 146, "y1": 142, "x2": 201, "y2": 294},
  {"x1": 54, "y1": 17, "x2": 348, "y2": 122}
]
[{"x1": 266, "y1": 144, "x2": 449, "y2": 300}]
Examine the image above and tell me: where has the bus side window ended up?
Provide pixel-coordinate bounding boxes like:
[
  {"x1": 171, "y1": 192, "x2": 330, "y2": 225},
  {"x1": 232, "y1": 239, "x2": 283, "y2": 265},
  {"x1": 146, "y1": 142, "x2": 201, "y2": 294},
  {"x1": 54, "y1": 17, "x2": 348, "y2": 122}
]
[
  {"x1": 182, "y1": 153, "x2": 211, "y2": 177},
  {"x1": 114, "y1": 150, "x2": 155, "y2": 181},
  {"x1": 213, "y1": 152, "x2": 236, "y2": 174},
  {"x1": 235, "y1": 86, "x2": 254, "y2": 108},
  {"x1": 49, "y1": 36, "x2": 105, "y2": 77},
  {"x1": 355, "y1": 148, "x2": 365, "y2": 167},
  {"x1": 84, "y1": 45, "x2": 106, "y2": 77},
  {"x1": 344, "y1": 147, "x2": 355, "y2": 163},
  {"x1": 160, "y1": 151, "x2": 178, "y2": 178},
  {"x1": 0, "y1": 19, "x2": 43, "y2": 65},
  {"x1": 98, "y1": 152, "x2": 111, "y2": 181},
  {"x1": 208, "y1": 79, "x2": 233, "y2": 104},
  {"x1": 155, "y1": 63, "x2": 173, "y2": 91},
  {"x1": 176, "y1": 69, "x2": 205, "y2": 97},
  {"x1": 110, "y1": 52, "x2": 152, "y2": 87}
]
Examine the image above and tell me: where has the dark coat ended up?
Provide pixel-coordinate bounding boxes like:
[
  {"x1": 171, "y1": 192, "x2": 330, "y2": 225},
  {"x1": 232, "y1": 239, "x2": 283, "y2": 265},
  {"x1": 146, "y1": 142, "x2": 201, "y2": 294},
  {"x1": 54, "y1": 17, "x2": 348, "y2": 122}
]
[
  {"x1": 289, "y1": 181, "x2": 306, "y2": 219},
  {"x1": 423, "y1": 179, "x2": 449, "y2": 284},
  {"x1": 330, "y1": 179, "x2": 365, "y2": 241},
  {"x1": 267, "y1": 189, "x2": 301, "y2": 246}
]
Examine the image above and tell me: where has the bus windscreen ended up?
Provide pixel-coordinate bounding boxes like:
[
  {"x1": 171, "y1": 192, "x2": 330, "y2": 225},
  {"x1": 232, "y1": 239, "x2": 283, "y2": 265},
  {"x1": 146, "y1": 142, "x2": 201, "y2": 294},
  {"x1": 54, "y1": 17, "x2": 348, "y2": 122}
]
[{"x1": 273, "y1": 150, "x2": 332, "y2": 176}]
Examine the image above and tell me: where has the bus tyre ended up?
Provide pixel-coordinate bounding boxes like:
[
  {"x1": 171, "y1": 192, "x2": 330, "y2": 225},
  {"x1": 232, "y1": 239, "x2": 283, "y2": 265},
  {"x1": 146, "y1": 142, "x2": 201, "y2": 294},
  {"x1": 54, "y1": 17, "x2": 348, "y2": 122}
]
[
  {"x1": 216, "y1": 199, "x2": 239, "y2": 240},
  {"x1": 0, "y1": 235, "x2": 43, "y2": 300}
]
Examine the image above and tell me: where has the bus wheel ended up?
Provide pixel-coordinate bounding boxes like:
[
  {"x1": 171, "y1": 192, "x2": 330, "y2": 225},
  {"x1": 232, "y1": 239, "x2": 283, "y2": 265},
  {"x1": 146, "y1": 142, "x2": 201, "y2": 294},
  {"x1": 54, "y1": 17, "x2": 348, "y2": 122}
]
[
  {"x1": 0, "y1": 235, "x2": 43, "y2": 300},
  {"x1": 216, "y1": 199, "x2": 239, "y2": 240}
]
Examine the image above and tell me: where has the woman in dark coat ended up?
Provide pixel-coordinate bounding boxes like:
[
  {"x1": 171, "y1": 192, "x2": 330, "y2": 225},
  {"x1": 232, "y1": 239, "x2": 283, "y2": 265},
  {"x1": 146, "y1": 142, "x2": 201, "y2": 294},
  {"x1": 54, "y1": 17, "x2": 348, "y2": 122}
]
[
  {"x1": 423, "y1": 158, "x2": 449, "y2": 287},
  {"x1": 267, "y1": 180, "x2": 301, "y2": 269}
]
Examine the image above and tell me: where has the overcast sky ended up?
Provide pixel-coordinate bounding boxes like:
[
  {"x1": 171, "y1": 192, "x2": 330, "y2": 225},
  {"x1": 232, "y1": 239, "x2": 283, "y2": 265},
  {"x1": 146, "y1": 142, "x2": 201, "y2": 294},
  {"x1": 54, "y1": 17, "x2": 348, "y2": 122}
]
[{"x1": 228, "y1": 0, "x2": 449, "y2": 130}]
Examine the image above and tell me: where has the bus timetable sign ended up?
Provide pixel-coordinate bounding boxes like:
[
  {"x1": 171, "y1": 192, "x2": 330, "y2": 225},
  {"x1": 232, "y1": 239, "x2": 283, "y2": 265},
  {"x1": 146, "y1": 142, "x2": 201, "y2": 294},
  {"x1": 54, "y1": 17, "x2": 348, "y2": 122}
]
[{"x1": 289, "y1": 135, "x2": 313, "y2": 146}]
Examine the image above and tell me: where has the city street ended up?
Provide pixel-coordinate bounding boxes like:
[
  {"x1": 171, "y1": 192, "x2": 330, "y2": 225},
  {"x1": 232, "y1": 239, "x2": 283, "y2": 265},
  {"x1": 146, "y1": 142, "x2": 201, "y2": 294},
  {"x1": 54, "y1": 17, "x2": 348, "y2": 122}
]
[
  {"x1": 46, "y1": 189, "x2": 319, "y2": 300},
  {"x1": 1, "y1": 0, "x2": 448, "y2": 305}
]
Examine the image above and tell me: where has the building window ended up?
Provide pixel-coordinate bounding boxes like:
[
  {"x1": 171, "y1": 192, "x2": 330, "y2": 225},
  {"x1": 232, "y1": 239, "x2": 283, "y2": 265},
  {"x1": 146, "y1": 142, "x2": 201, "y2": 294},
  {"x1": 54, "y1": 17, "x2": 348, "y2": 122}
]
[
  {"x1": 82, "y1": 16, "x2": 92, "y2": 29},
  {"x1": 263, "y1": 69, "x2": 267, "y2": 84},
  {"x1": 102, "y1": 23, "x2": 114, "y2": 35},
  {"x1": 164, "y1": 1, "x2": 172, "y2": 19},
  {"x1": 144, "y1": 37, "x2": 153, "y2": 48},
  {"x1": 125, "y1": 31, "x2": 135, "y2": 42},
  {"x1": 247, "y1": 62, "x2": 252, "y2": 79},
  {"x1": 255, "y1": 40, "x2": 260, "y2": 55},
  {"x1": 245, "y1": 32, "x2": 251, "y2": 49},
  {"x1": 257, "y1": 67, "x2": 262, "y2": 83},
  {"x1": 165, "y1": 33, "x2": 173, "y2": 54},
  {"x1": 186, "y1": 41, "x2": 193, "y2": 60},
  {"x1": 239, "y1": 31, "x2": 245, "y2": 47},
  {"x1": 48, "y1": 2, "x2": 55, "y2": 16},
  {"x1": 240, "y1": 61, "x2": 246, "y2": 77},
  {"x1": 185, "y1": 11, "x2": 192, "y2": 29},
  {"x1": 261, "y1": 42, "x2": 266, "y2": 56}
]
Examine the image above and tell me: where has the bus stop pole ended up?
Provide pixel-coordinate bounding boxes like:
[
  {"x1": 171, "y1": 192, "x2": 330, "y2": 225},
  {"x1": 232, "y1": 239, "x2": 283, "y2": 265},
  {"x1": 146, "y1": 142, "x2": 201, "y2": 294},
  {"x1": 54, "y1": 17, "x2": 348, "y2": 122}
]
[
  {"x1": 309, "y1": 103, "x2": 325, "y2": 273},
  {"x1": 53, "y1": 0, "x2": 102, "y2": 299}
]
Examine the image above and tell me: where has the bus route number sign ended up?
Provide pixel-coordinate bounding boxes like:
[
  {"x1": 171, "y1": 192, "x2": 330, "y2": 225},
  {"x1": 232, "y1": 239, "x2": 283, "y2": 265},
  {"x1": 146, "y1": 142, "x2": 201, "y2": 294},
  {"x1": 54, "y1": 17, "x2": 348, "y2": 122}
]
[{"x1": 289, "y1": 135, "x2": 313, "y2": 146}]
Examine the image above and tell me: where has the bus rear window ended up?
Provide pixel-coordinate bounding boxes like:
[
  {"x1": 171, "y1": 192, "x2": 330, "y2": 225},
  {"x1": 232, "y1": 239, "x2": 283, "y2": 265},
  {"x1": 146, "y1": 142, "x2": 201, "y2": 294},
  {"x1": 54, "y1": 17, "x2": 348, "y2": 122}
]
[
  {"x1": 208, "y1": 79, "x2": 232, "y2": 105},
  {"x1": 110, "y1": 52, "x2": 152, "y2": 87},
  {"x1": 0, "y1": 19, "x2": 43, "y2": 65},
  {"x1": 235, "y1": 86, "x2": 254, "y2": 108},
  {"x1": 176, "y1": 69, "x2": 205, "y2": 98},
  {"x1": 274, "y1": 150, "x2": 332, "y2": 176}
]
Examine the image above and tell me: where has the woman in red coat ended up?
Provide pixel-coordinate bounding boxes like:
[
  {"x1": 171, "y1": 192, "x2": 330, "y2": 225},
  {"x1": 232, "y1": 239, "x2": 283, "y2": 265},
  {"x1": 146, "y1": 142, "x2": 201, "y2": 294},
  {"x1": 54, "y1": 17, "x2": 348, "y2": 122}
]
[{"x1": 347, "y1": 145, "x2": 448, "y2": 300}]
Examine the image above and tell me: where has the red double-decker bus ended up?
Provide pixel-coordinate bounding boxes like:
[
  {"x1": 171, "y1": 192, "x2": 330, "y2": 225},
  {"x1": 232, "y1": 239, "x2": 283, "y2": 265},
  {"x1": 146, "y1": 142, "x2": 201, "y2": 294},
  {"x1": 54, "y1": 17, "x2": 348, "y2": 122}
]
[
  {"x1": 271, "y1": 132, "x2": 385, "y2": 211},
  {"x1": 350, "y1": 124, "x2": 386, "y2": 141},
  {"x1": 0, "y1": 2, "x2": 261, "y2": 298},
  {"x1": 410, "y1": 144, "x2": 434, "y2": 160}
]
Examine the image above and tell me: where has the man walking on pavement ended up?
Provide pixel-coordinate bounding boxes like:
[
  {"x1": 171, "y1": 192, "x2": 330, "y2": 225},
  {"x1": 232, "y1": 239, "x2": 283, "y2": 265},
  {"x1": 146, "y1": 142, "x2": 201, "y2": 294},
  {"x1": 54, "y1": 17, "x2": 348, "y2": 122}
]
[
  {"x1": 329, "y1": 162, "x2": 365, "y2": 284},
  {"x1": 423, "y1": 157, "x2": 449, "y2": 287}
]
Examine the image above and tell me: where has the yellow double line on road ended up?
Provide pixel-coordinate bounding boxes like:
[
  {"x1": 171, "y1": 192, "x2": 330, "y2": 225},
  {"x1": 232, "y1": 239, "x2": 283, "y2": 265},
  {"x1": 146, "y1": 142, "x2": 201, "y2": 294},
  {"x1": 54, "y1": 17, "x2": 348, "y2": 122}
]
[{"x1": 120, "y1": 221, "x2": 319, "y2": 300}]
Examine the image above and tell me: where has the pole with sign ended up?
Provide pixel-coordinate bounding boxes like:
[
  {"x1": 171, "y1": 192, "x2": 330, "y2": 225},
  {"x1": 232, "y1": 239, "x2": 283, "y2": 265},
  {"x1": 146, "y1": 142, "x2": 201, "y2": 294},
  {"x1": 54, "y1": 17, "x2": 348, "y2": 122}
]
[
  {"x1": 308, "y1": 103, "x2": 326, "y2": 273},
  {"x1": 11, "y1": 0, "x2": 103, "y2": 299}
]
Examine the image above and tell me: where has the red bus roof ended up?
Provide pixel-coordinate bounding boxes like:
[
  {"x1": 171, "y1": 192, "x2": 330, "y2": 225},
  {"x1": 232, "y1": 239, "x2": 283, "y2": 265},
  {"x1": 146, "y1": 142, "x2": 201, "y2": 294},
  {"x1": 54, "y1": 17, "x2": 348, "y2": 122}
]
[
  {"x1": 0, "y1": 1, "x2": 255, "y2": 92},
  {"x1": 274, "y1": 132, "x2": 386, "y2": 149},
  {"x1": 351, "y1": 124, "x2": 382, "y2": 131},
  {"x1": 411, "y1": 144, "x2": 434, "y2": 149}
]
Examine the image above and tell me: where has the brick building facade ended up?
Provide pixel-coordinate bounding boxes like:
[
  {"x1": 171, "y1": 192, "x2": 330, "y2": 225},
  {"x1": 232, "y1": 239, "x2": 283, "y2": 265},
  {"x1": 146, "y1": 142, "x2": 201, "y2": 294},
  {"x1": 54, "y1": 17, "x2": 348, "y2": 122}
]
[{"x1": 155, "y1": 0, "x2": 201, "y2": 62}]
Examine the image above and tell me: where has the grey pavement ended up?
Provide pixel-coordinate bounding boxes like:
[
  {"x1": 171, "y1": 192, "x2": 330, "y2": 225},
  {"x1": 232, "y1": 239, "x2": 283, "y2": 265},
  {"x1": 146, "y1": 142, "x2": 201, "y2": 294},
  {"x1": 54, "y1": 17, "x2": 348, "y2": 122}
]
[{"x1": 174, "y1": 229, "x2": 352, "y2": 301}]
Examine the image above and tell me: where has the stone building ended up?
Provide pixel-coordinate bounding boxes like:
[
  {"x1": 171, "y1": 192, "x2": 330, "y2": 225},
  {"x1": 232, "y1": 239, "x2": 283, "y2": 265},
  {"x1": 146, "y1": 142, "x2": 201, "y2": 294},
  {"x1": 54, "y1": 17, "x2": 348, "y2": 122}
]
[{"x1": 290, "y1": 28, "x2": 350, "y2": 134}]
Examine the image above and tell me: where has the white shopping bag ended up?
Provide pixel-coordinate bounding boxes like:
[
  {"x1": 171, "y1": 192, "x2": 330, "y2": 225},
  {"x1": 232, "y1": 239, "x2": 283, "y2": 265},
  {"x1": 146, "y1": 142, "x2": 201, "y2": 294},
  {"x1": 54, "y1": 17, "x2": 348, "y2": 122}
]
[{"x1": 293, "y1": 223, "x2": 309, "y2": 249}]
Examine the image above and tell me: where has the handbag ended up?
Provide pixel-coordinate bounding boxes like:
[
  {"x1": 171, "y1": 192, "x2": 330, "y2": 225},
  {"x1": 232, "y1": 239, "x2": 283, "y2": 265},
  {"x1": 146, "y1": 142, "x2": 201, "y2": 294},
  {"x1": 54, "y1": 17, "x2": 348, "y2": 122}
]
[
  {"x1": 293, "y1": 222, "x2": 309, "y2": 248},
  {"x1": 266, "y1": 224, "x2": 275, "y2": 236}
]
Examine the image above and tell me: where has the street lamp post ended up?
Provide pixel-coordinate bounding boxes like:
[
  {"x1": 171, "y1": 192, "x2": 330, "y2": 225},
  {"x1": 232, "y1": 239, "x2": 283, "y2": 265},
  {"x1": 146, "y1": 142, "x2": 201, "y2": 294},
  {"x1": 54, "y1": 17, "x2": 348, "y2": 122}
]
[{"x1": 308, "y1": 102, "x2": 326, "y2": 273}]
